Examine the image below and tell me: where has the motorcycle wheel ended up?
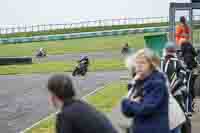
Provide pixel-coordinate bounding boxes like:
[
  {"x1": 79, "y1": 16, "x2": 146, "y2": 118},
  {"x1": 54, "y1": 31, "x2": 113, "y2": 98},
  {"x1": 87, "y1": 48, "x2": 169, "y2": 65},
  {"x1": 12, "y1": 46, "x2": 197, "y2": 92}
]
[
  {"x1": 80, "y1": 67, "x2": 88, "y2": 76},
  {"x1": 72, "y1": 68, "x2": 79, "y2": 76}
]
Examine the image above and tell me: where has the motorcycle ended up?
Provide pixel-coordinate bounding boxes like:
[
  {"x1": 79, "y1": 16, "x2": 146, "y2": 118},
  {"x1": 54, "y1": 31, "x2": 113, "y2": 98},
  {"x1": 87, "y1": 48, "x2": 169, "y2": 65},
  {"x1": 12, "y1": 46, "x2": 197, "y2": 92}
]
[
  {"x1": 36, "y1": 51, "x2": 47, "y2": 58},
  {"x1": 121, "y1": 47, "x2": 129, "y2": 55},
  {"x1": 72, "y1": 62, "x2": 88, "y2": 76}
]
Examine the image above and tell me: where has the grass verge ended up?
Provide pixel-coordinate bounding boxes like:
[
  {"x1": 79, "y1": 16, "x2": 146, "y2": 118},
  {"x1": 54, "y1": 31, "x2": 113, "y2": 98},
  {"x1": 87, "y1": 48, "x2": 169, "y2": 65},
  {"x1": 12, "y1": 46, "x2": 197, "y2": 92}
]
[
  {"x1": 0, "y1": 34, "x2": 146, "y2": 57},
  {"x1": 0, "y1": 58, "x2": 126, "y2": 75}
]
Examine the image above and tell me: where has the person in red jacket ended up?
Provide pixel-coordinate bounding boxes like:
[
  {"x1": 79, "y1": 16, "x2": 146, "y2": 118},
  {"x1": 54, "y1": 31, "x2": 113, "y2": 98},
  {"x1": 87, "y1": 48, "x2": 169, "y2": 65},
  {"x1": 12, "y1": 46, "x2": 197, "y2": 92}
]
[{"x1": 176, "y1": 16, "x2": 191, "y2": 46}]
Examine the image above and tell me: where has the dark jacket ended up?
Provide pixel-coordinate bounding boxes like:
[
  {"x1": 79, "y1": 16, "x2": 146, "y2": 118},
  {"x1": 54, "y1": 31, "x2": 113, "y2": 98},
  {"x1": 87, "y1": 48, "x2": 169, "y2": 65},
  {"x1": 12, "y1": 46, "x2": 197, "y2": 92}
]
[
  {"x1": 181, "y1": 43, "x2": 197, "y2": 69},
  {"x1": 161, "y1": 55, "x2": 187, "y2": 111},
  {"x1": 161, "y1": 55, "x2": 187, "y2": 95},
  {"x1": 56, "y1": 99, "x2": 118, "y2": 133},
  {"x1": 121, "y1": 71, "x2": 169, "y2": 133}
]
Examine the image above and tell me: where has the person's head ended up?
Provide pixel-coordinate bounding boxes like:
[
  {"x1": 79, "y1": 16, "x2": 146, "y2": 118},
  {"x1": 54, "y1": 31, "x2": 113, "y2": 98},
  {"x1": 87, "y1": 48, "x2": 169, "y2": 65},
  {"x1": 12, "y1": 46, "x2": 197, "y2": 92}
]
[
  {"x1": 80, "y1": 55, "x2": 88, "y2": 60},
  {"x1": 163, "y1": 42, "x2": 177, "y2": 56},
  {"x1": 180, "y1": 16, "x2": 186, "y2": 24},
  {"x1": 125, "y1": 48, "x2": 160, "y2": 79},
  {"x1": 47, "y1": 74, "x2": 76, "y2": 108},
  {"x1": 125, "y1": 43, "x2": 128, "y2": 47},
  {"x1": 39, "y1": 48, "x2": 43, "y2": 51}
]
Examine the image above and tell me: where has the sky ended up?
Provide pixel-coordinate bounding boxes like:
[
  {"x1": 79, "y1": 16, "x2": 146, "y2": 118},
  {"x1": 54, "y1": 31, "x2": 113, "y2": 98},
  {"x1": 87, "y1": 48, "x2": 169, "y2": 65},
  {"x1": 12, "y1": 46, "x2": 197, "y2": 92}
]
[{"x1": 0, "y1": 0, "x2": 191, "y2": 27}]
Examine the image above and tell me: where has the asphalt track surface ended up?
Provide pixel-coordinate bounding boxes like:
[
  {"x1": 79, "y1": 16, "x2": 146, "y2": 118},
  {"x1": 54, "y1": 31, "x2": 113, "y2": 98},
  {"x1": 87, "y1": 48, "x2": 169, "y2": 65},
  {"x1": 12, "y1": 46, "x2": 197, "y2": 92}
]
[
  {"x1": 0, "y1": 71, "x2": 128, "y2": 133},
  {"x1": 34, "y1": 51, "x2": 123, "y2": 62}
]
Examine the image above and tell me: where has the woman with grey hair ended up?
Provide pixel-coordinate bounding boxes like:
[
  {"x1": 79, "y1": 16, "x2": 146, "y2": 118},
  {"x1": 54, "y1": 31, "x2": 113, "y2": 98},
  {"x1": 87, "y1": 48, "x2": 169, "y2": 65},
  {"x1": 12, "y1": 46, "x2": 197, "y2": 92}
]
[{"x1": 121, "y1": 48, "x2": 170, "y2": 133}]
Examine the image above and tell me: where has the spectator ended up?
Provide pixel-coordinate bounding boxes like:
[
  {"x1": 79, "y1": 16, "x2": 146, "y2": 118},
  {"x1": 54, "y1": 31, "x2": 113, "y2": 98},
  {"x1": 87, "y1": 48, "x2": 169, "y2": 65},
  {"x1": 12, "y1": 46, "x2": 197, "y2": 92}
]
[
  {"x1": 47, "y1": 74, "x2": 118, "y2": 133},
  {"x1": 181, "y1": 40, "x2": 198, "y2": 116},
  {"x1": 181, "y1": 40, "x2": 197, "y2": 70},
  {"x1": 161, "y1": 42, "x2": 190, "y2": 133},
  {"x1": 161, "y1": 42, "x2": 187, "y2": 110},
  {"x1": 121, "y1": 48, "x2": 170, "y2": 133},
  {"x1": 176, "y1": 16, "x2": 191, "y2": 46}
]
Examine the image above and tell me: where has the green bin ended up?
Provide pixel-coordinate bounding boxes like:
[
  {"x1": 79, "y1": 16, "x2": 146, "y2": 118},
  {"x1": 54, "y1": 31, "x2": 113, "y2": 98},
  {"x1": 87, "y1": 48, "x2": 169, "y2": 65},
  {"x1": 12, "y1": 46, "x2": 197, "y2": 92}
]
[{"x1": 144, "y1": 34, "x2": 168, "y2": 57}]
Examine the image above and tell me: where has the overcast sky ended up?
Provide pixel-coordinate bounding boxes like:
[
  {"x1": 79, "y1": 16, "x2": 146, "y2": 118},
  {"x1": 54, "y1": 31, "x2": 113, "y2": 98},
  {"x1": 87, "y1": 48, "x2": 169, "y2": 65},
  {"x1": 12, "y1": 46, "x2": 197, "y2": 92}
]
[{"x1": 0, "y1": 0, "x2": 190, "y2": 26}]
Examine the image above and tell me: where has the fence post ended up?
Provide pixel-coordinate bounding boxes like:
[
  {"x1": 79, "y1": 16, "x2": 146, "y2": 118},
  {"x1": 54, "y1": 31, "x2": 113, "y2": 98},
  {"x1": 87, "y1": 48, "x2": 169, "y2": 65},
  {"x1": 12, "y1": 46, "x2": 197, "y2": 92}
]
[
  {"x1": 24, "y1": 26, "x2": 27, "y2": 32},
  {"x1": 43, "y1": 25, "x2": 45, "y2": 31},
  {"x1": 70, "y1": 24, "x2": 72, "y2": 29},
  {"x1": 32, "y1": 25, "x2": 34, "y2": 32},
  {"x1": 36, "y1": 25, "x2": 40, "y2": 32},
  {"x1": 81, "y1": 22, "x2": 84, "y2": 28},
  {"x1": 64, "y1": 24, "x2": 67, "y2": 29},
  {"x1": 17, "y1": 27, "x2": 20, "y2": 33},
  {"x1": 49, "y1": 24, "x2": 52, "y2": 31},
  {"x1": 12, "y1": 27, "x2": 15, "y2": 34},
  {"x1": 98, "y1": 20, "x2": 101, "y2": 27},
  {"x1": 5, "y1": 28, "x2": 8, "y2": 34}
]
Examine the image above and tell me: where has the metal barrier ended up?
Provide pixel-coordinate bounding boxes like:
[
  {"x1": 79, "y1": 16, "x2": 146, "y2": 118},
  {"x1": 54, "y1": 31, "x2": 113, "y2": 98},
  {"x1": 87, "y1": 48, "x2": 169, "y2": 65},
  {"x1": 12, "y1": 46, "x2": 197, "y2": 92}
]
[
  {"x1": 0, "y1": 57, "x2": 32, "y2": 65},
  {"x1": 0, "y1": 17, "x2": 170, "y2": 35},
  {"x1": 1, "y1": 15, "x2": 200, "y2": 35}
]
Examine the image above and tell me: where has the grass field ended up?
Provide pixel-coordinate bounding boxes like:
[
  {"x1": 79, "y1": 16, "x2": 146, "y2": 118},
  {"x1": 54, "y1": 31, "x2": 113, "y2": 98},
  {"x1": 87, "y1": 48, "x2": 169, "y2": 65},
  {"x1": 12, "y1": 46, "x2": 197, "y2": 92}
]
[
  {"x1": 1, "y1": 31, "x2": 199, "y2": 57},
  {"x1": 25, "y1": 82, "x2": 127, "y2": 133},
  {"x1": 0, "y1": 58, "x2": 126, "y2": 75},
  {"x1": 1, "y1": 30, "x2": 199, "y2": 57},
  {"x1": 0, "y1": 34, "x2": 146, "y2": 57},
  {"x1": 1, "y1": 22, "x2": 168, "y2": 38}
]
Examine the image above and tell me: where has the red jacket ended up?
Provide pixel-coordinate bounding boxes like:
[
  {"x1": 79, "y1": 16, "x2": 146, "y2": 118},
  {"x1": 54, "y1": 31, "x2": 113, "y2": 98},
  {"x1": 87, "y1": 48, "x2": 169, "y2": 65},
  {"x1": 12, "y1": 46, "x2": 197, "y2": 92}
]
[{"x1": 176, "y1": 24, "x2": 190, "y2": 45}]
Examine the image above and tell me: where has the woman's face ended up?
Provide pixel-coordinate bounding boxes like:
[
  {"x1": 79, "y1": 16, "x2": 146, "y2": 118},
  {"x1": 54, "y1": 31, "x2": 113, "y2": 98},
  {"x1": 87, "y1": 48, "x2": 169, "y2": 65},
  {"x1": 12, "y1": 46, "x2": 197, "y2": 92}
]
[{"x1": 134, "y1": 56, "x2": 152, "y2": 79}]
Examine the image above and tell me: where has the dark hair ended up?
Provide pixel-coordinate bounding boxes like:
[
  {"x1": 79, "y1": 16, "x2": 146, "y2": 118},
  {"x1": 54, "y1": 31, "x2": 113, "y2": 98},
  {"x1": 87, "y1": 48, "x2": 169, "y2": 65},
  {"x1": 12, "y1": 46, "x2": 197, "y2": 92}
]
[
  {"x1": 47, "y1": 74, "x2": 75, "y2": 100},
  {"x1": 180, "y1": 16, "x2": 186, "y2": 24}
]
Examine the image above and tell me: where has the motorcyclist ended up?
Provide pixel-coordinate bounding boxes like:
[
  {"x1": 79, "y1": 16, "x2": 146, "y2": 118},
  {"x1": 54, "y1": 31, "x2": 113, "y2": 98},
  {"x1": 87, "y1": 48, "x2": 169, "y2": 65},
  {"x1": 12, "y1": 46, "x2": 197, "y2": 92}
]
[
  {"x1": 121, "y1": 43, "x2": 130, "y2": 55},
  {"x1": 72, "y1": 56, "x2": 90, "y2": 76},
  {"x1": 78, "y1": 55, "x2": 89, "y2": 72},
  {"x1": 37, "y1": 48, "x2": 46, "y2": 57}
]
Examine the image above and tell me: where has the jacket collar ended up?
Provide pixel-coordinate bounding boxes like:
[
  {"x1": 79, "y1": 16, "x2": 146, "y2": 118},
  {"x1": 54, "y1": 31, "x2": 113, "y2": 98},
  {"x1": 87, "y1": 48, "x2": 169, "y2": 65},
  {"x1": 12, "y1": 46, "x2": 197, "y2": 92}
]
[
  {"x1": 62, "y1": 99, "x2": 76, "y2": 109},
  {"x1": 143, "y1": 70, "x2": 159, "y2": 82}
]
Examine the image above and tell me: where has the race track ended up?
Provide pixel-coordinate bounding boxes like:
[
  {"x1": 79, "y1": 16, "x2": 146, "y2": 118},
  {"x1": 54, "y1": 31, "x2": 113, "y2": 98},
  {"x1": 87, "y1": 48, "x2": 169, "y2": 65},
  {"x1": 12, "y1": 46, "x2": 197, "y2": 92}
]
[{"x1": 0, "y1": 71, "x2": 128, "y2": 133}]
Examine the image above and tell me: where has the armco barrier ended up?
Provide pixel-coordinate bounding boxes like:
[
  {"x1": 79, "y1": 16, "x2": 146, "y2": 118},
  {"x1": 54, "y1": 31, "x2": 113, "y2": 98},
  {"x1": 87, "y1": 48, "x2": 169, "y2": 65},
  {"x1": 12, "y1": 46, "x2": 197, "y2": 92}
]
[
  {"x1": 0, "y1": 27, "x2": 169, "y2": 44},
  {"x1": 0, "y1": 57, "x2": 32, "y2": 65}
]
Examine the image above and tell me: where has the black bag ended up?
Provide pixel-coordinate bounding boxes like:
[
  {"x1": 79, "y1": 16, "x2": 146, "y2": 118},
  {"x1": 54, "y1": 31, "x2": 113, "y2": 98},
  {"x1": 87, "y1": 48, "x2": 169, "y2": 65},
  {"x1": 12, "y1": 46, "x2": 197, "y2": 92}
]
[{"x1": 181, "y1": 116, "x2": 191, "y2": 133}]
